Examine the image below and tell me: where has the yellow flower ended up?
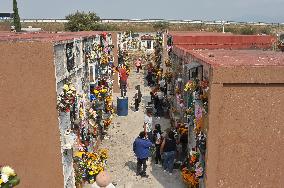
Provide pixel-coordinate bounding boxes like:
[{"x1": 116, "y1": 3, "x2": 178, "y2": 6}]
[
  {"x1": 63, "y1": 84, "x2": 69, "y2": 91},
  {"x1": 0, "y1": 178, "x2": 3, "y2": 185},
  {"x1": 101, "y1": 89, "x2": 107, "y2": 93},
  {"x1": 70, "y1": 85, "x2": 76, "y2": 91},
  {"x1": 89, "y1": 171, "x2": 94, "y2": 175},
  {"x1": 75, "y1": 151, "x2": 85, "y2": 158},
  {"x1": 94, "y1": 90, "x2": 100, "y2": 94}
]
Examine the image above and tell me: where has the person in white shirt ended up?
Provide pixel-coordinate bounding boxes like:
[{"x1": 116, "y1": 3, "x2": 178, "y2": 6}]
[{"x1": 144, "y1": 110, "x2": 153, "y2": 142}]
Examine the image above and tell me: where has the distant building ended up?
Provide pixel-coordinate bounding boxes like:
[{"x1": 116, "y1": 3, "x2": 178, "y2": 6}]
[
  {"x1": 140, "y1": 34, "x2": 155, "y2": 52},
  {"x1": 0, "y1": 13, "x2": 14, "y2": 19}
]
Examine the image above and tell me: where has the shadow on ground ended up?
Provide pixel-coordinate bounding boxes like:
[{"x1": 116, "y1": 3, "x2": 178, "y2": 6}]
[{"x1": 125, "y1": 161, "x2": 137, "y2": 173}]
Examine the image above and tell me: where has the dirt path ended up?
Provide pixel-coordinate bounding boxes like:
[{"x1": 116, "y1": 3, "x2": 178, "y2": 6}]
[{"x1": 97, "y1": 69, "x2": 186, "y2": 188}]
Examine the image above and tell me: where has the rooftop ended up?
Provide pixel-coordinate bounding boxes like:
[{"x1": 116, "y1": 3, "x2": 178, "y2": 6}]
[
  {"x1": 0, "y1": 31, "x2": 108, "y2": 42},
  {"x1": 169, "y1": 32, "x2": 276, "y2": 50},
  {"x1": 174, "y1": 45, "x2": 284, "y2": 67}
]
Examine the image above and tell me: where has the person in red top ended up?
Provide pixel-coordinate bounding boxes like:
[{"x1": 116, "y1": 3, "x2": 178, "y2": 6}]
[
  {"x1": 135, "y1": 58, "x2": 142, "y2": 73},
  {"x1": 118, "y1": 66, "x2": 128, "y2": 97}
]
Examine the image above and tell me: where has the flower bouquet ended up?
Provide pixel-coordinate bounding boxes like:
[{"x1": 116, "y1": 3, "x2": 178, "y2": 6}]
[
  {"x1": 74, "y1": 149, "x2": 108, "y2": 184},
  {"x1": 165, "y1": 59, "x2": 172, "y2": 67},
  {"x1": 57, "y1": 83, "x2": 76, "y2": 112},
  {"x1": 100, "y1": 54, "x2": 109, "y2": 66},
  {"x1": 181, "y1": 167, "x2": 199, "y2": 188},
  {"x1": 181, "y1": 150, "x2": 203, "y2": 187},
  {"x1": 103, "y1": 119, "x2": 112, "y2": 130},
  {"x1": 164, "y1": 71, "x2": 173, "y2": 83},
  {"x1": 93, "y1": 87, "x2": 108, "y2": 99},
  {"x1": 184, "y1": 80, "x2": 197, "y2": 92},
  {"x1": 178, "y1": 125, "x2": 188, "y2": 136},
  {"x1": 194, "y1": 118, "x2": 203, "y2": 134},
  {"x1": 0, "y1": 166, "x2": 20, "y2": 188}
]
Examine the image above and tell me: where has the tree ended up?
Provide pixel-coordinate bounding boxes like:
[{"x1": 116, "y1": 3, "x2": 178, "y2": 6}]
[
  {"x1": 65, "y1": 11, "x2": 108, "y2": 31},
  {"x1": 13, "y1": 0, "x2": 21, "y2": 32},
  {"x1": 152, "y1": 21, "x2": 169, "y2": 32}
]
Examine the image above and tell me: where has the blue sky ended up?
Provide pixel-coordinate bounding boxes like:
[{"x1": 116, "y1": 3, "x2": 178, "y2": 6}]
[{"x1": 1, "y1": 0, "x2": 284, "y2": 22}]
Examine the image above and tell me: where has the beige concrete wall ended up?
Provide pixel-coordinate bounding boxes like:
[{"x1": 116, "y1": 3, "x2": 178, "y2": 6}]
[
  {"x1": 212, "y1": 66, "x2": 284, "y2": 84},
  {"x1": 206, "y1": 67, "x2": 284, "y2": 187},
  {"x1": 0, "y1": 41, "x2": 64, "y2": 188}
]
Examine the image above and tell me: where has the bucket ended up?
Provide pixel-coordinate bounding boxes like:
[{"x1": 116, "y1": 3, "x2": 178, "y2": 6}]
[{"x1": 117, "y1": 97, "x2": 128, "y2": 116}]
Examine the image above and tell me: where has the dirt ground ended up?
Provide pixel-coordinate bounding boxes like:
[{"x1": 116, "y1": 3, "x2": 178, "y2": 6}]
[{"x1": 85, "y1": 67, "x2": 186, "y2": 188}]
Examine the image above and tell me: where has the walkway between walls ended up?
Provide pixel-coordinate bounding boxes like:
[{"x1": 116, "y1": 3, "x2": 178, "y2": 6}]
[{"x1": 95, "y1": 68, "x2": 186, "y2": 188}]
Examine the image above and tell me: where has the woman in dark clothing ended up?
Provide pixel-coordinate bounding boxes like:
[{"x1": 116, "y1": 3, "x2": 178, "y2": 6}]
[
  {"x1": 153, "y1": 124, "x2": 162, "y2": 165},
  {"x1": 161, "y1": 131, "x2": 177, "y2": 174},
  {"x1": 180, "y1": 132, "x2": 188, "y2": 162}
]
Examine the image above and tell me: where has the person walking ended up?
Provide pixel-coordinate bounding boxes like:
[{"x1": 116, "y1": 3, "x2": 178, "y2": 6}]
[
  {"x1": 133, "y1": 85, "x2": 142, "y2": 112},
  {"x1": 155, "y1": 88, "x2": 164, "y2": 117},
  {"x1": 146, "y1": 63, "x2": 154, "y2": 86},
  {"x1": 153, "y1": 124, "x2": 163, "y2": 166},
  {"x1": 144, "y1": 110, "x2": 153, "y2": 142},
  {"x1": 161, "y1": 131, "x2": 177, "y2": 175},
  {"x1": 133, "y1": 131, "x2": 153, "y2": 177},
  {"x1": 135, "y1": 58, "x2": 142, "y2": 73}
]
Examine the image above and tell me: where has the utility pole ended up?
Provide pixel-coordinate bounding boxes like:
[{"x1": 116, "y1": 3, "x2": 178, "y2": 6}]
[{"x1": 222, "y1": 20, "x2": 225, "y2": 33}]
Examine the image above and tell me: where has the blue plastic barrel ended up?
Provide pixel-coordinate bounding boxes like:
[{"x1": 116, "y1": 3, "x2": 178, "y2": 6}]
[{"x1": 117, "y1": 97, "x2": 128, "y2": 116}]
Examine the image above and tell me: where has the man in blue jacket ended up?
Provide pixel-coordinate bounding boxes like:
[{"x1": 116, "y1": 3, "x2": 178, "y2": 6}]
[{"x1": 133, "y1": 131, "x2": 153, "y2": 177}]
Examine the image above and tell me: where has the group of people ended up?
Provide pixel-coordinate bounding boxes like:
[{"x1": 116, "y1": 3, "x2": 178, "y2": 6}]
[{"x1": 132, "y1": 109, "x2": 180, "y2": 178}]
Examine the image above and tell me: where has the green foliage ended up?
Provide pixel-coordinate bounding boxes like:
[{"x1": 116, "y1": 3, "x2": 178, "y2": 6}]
[
  {"x1": 65, "y1": 11, "x2": 112, "y2": 31},
  {"x1": 152, "y1": 21, "x2": 169, "y2": 31},
  {"x1": 13, "y1": 0, "x2": 21, "y2": 32},
  {"x1": 259, "y1": 27, "x2": 271, "y2": 35},
  {"x1": 240, "y1": 26, "x2": 257, "y2": 35}
]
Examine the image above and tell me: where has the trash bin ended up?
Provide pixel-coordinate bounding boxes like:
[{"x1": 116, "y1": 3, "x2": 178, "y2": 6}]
[{"x1": 117, "y1": 97, "x2": 128, "y2": 116}]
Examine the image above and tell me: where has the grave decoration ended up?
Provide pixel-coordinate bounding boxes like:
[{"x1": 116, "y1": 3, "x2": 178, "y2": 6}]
[
  {"x1": 164, "y1": 71, "x2": 173, "y2": 83},
  {"x1": 153, "y1": 32, "x2": 164, "y2": 84},
  {"x1": 0, "y1": 166, "x2": 20, "y2": 188},
  {"x1": 74, "y1": 149, "x2": 108, "y2": 186},
  {"x1": 57, "y1": 83, "x2": 76, "y2": 112},
  {"x1": 181, "y1": 150, "x2": 203, "y2": 188}
]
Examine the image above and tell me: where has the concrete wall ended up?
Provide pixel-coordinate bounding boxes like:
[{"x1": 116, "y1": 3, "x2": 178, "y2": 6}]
[
  {"x1": 0, "y1": 41, "x2": 64, "y2": 188},
  {"x1": 206, "y1": 66, "x2": 284, "y2": 188}
]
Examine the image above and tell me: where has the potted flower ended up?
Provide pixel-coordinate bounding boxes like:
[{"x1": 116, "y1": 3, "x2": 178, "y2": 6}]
[{"x1": 0, "y1": 166, "x2": 20, "y2": 188}]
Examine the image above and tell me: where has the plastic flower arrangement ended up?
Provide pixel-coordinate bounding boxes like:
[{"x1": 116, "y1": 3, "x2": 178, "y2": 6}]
[
  {"x1": 103, "y1": 119, "x2": 112, "y2": 130},
  {"x1": 165, "y1": 59, "x2": 172, "y2": 67},
  {"x1": 101, "y1": 54, "x2": 109, "y2": 65},
  {"x1": 200, "y1": 80, "x2": 209, "y2": 89},
  {"x1": 194, "y1": 118, "x2": 203, "y2": 134},
  {"x1": 164, "y1": 71, "x2": 173, "y2": 83},
  {"x1": 184, "y1": 108, "x2": 194, "y2": 117},
  {"x1": 178, "y1": 124, "x2": 188, "y2": 135},
  {"x1": 184, "y1": 80, "x2": 197, "y2": 92},
  {"x1": 181, "y1": 150, "x2": 203, "y2": 187},
  {"x1": 0, "y1": 166, "x2": 20, "y2": 188},
  {"x1": 57, "y1": 83, "x2": 76, "y2": 112},
  {"x1": 74, "y1": 149, "x2": 109, "y2": 184},
  {"x1": 181, "y1": 167, "x2": 199, "y2": 188},
  {"x1": 93, "y1": 87, "x2": 108, "y2": 98}
]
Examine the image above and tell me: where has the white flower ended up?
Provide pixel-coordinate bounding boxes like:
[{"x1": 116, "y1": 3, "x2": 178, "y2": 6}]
[
  {"x1": 1, "y1": 174, "x2": 9, "y2": 183},
  {"x1": 190, "y1": 150, "x2": 197, "y2": 156},
  {"x1": 1, "y1": 166, "x2": 15, "y2": 176}
]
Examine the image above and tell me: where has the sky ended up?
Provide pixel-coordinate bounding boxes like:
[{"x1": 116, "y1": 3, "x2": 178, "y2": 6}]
[{"x1": 1, "y1": 0, "x2": 284, "y2": 23}]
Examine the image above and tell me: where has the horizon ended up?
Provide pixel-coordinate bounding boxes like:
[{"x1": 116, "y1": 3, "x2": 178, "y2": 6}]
[{"x1": 1, "y1": 0, "x2": 284, "y2": 23}]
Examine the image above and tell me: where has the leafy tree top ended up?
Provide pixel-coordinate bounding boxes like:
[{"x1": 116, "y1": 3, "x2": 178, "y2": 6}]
[{"x1": 65, "y1": 11, "x2": 101, "y2": 31}]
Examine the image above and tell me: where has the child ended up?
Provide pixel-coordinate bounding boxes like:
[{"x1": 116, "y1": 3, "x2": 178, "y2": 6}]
[{"x1": 134, "y1": 85, "x2": 142, "y2": 111}]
